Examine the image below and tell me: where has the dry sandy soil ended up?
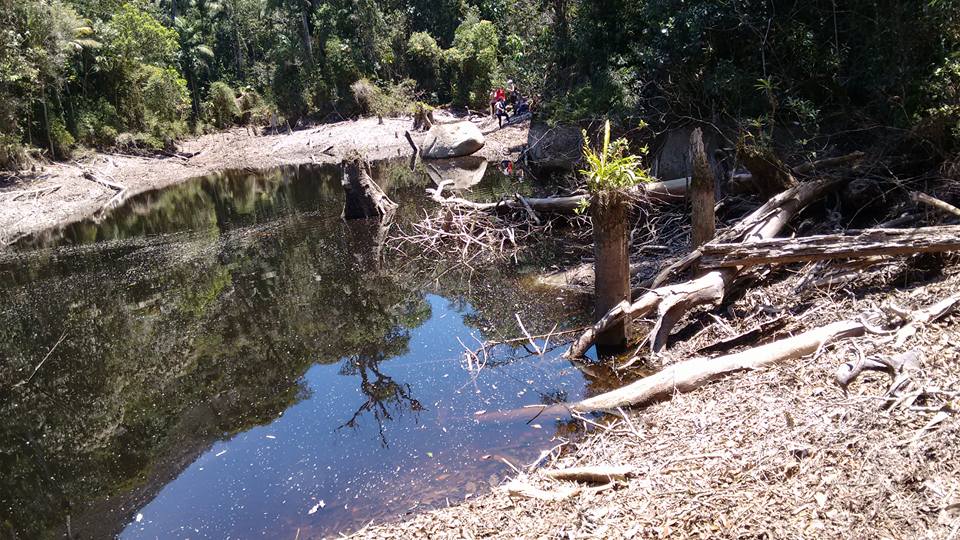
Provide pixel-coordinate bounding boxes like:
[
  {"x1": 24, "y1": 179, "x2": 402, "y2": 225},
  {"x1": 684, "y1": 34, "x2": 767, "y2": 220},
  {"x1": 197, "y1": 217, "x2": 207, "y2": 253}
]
[{"x1": 0, "y1": 113, "x2": 528, "y2": 245}]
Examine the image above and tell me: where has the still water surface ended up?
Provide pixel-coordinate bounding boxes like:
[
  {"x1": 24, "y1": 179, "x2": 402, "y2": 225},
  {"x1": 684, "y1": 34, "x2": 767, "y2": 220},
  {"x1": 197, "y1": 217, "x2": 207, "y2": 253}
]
[{"x1": 0, "y1": 159, "x2": 607, "y2": 538}]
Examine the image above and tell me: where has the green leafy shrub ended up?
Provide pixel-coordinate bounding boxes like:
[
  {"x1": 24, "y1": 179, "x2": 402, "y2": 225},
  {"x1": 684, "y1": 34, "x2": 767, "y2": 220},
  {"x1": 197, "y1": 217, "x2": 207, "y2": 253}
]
[
  {"x1": 77, "y1": 99, "x2": 122, "y2": 148},
  {"x1": 143, "y1": 66, "x2": 190, "y2": 123},
  {"x1": 204, "y1": 81, "x2": 240, "y2": 129},
  {"x1": 0, "y1": 134, "x2": 29, "y2": 171},
  {"x1": 273, "y1": 62, "x2": 309, "y2": 127},
  {"x1": 48, "y1": 120, "x2": 74, "y2": 159},
  {"x1": 350, "y1": 78, "x2": 416, "y2": 118},
  {"x1": 580, "y1": 120, "x2": 651, "y2": 194},
  {"x1": 406, "y1": 32, "x2": 442, "y2": 93},
  {"x1": 445, "y1": 11, "x2": 501, "y2": 108}
]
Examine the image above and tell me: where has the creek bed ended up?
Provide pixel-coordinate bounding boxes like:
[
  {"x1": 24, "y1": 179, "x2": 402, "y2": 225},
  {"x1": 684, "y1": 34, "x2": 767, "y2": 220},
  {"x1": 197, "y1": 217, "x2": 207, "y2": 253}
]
[{"x1": 0, "y1": 159, "x2": 613, "y2": 539}]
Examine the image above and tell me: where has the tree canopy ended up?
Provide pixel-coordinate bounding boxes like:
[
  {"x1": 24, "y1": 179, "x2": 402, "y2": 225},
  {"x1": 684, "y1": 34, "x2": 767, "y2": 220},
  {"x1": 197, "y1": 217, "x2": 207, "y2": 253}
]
[{"x1": 0, "y1": 0, "x2": 957, "y2": 168}]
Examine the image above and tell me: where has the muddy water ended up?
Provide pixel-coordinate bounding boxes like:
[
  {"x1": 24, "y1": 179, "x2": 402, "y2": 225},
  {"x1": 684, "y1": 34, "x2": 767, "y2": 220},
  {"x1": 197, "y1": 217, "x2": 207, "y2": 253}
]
[{"x1": 0, "y1": 159, "x2": 615, "y2": 539}]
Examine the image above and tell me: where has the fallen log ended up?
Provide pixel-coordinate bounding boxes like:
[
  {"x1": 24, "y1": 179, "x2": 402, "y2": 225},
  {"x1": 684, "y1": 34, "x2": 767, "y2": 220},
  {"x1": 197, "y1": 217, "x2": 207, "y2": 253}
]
[
  {"x1": 82, "y1": 170, "x2": 124, "y2": 192},
  {"x1": 573, "y1": 320, "x2": 864, "y2": 411},
  {"x1": 567, "y1": 176, "x2": 848, "y2": 357},
  {"x1": 701, "y1": 226, "x2": 960, "y2": 268},
  {"x1": 571, "y1": 293, "x2": 960, "y2": 412},
  {"x1": 428, "y1": 181, "x2": 583, "y2": 213},
  {"x1": 428, "y1": 177, "x2": 694, "y2": 216},
  {"x1": 542, "y1": 464, "x2": 634, "y2": 483}
]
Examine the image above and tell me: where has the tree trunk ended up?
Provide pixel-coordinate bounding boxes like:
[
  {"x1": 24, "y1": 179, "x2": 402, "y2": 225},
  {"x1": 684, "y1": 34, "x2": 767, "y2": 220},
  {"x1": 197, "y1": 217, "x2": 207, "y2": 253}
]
[
  {"x1": 590, "y1": 190, "x2": 631, "y2": 353},
  {"x1": 690, "y1": 128, "x2": 715, "y2": 249},
  {"x1": 41, "y1": 85, "x2": 53, "y2": 157},
  {"x1": 300, "y1": 11, "x2": 314, "y2": 65},
  {"x1": 341, "y1": 155, "x2": 397, "y2": 220}
]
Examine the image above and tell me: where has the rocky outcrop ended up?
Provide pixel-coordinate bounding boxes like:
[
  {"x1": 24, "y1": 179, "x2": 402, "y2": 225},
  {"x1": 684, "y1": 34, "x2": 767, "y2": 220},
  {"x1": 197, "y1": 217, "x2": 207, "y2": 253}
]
[{"x1": 420, "y1": 122, "x2": 485, "y2": 159}]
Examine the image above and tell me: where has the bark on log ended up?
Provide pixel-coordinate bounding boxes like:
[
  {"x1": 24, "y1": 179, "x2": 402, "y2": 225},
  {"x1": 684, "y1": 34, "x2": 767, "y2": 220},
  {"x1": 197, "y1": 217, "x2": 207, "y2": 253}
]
[
  {"x1": 341, "y1": 155, "x2": 397, "y2": 220},
  {"x1": 571, "y1": 320, "x2": 865, "y2": 412},
  {"x1": 566, "y1": 176, "x2": 847, "y2": 358},
  {"x1": 701, "y1": 226, "x2": 960, "y2": 268},
  {"x1": 690, "y1": 128, "x2": 716, "y2": 249},
  {"x1": 591, "y1": 190, "x2": 632, "y2": 352}
]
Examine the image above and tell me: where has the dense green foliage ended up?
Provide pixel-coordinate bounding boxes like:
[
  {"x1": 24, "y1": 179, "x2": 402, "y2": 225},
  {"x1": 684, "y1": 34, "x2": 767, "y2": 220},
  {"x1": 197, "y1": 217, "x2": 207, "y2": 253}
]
[{"x1": 1, "y1": 0, "x2": 958, "y2": 168}]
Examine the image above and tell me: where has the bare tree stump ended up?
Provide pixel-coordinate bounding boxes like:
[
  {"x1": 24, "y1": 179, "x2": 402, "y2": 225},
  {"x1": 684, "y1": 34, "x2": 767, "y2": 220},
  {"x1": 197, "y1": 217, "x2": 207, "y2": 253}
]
[
  {"x1": 341, "y1": 154, "x2": 397, "y2": 220},
  {"x1": 591, "y1": 190, "x2": 632, "y2": 353},
  {"x1": 690, "y1": 128, "x2": 716, "y2": 249}
]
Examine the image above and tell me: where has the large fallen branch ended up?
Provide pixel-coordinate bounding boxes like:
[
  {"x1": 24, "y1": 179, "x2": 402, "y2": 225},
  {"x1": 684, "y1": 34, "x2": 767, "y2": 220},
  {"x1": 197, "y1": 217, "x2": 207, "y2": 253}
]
[
  {"x1": 567, "y1": 176, "x2": 848, "y2": 357},
  {"x1": 571, "y1": 293, "x2": 960, "y2": 412},
  {"x1": 427, "y1": 177, "x2": 693, "y2": 216},
  {"x1": 573, "y1": 320, "x2": 863, "y2": 411},
  {"x1": 701, "y1": 225, "x2": 960, "y2": 268}
]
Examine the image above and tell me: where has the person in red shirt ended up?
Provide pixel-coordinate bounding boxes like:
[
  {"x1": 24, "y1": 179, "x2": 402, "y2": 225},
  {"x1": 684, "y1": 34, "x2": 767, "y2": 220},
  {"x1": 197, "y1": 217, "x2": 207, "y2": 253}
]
[{"x1": 490, "y1": 87, "x2": 506, "y2": 116}]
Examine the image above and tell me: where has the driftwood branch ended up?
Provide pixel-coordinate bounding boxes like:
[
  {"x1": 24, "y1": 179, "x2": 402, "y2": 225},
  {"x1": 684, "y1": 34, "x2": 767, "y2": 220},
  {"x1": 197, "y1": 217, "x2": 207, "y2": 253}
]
[
  {"x1": 573, "y1": 320, "x2": 864, "y2": 412},
  {"x1": 567, "y1": 177, "x2": 848, "y2": 357},
  {"x1": 571, "y1": 293, "x2": 960, "y2": 412},
  {"x1": 701, "y1": 226, "x2": 960, "y2": 268},
  {"x1": 911, "y1": 191, "x2": 960, "y2": 219},
  {"x1": 542, "y1": 465, "x2": 634, "y2": 483},
  {"x1": 82, "y1": 170, "x2": 124, "y2": 192}
]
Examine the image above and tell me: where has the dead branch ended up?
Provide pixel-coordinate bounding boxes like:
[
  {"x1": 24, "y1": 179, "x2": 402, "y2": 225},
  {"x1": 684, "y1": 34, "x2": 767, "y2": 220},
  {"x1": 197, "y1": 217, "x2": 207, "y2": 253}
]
[
  {"x1": 567, "y1": 176, "x2": 849, "y2": 358},
  {"x1": 911, "y1": 191, "x2": 960, "y2": 219},
  {"x1": 701, "y1": 226, "x2": 960, "y2": 268},
  {"x1": 792, "y1": 151, "x2": 866, "y2": 175},
  {"x1": 82, "y1": 170, "x2": 124, "y2": 192},
  {"x1": 503, "y1": 478, "x2": 614, "y2": 501},
  {"x1": 571, "y1": 293, "x2": 960, "y2": 412},
  {"x1": 542, "y1": 465, "x2": 634, "y2": 483},
  {"x1": 572, "y1": 320, "x2": 864, "y2": 412},
  {"x1": 0, "y1": 185, "x2": 62, "y2": 201}
]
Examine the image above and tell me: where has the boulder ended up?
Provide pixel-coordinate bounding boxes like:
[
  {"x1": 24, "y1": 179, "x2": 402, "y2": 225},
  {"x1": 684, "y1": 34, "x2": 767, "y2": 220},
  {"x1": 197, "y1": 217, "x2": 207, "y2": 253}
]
[
  {"x1": 420, "y1": 121, "x2": 485, "y2": 159},
  {"x1": 652, "y1": 125, "x2": 723, "y2": 180},
  {"x1": 525, "y1": 121, "x2": 583, "y2": 173},
  {"x1": 423, "y1": 156, "x2": 488, "y2": 190}
]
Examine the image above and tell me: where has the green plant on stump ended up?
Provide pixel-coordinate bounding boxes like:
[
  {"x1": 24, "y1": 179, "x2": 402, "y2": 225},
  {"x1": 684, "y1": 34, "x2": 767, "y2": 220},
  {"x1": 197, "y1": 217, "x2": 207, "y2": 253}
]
[{"x1": 580, "y1": 120, "x2": 652, "y2": 354}]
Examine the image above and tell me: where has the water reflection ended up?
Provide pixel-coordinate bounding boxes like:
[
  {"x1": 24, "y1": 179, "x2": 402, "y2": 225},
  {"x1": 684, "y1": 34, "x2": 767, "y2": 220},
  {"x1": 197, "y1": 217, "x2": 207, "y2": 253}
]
[{"x1": 0, "y1": 159, "x2": 595, "y2": 539}]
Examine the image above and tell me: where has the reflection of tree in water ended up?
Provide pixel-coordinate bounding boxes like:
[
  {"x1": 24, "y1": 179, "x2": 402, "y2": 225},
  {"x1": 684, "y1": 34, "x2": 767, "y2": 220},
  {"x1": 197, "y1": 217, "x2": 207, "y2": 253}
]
[{"x1": 337, "y1": 343, "x2": 426, "y2": 447}]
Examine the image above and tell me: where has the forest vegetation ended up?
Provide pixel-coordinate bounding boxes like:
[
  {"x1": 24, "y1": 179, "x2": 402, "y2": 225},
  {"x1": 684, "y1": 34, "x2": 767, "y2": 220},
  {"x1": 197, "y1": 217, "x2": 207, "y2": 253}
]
[{"x1": 2, "y1": 0, "x2": 959, "y2": 171}]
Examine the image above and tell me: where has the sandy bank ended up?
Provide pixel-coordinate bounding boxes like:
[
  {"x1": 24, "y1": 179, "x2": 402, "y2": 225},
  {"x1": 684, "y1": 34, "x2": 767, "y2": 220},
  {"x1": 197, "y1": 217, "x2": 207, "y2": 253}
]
[{"x1": 0, "y1": 115, "x2": 528, "y2": 245}]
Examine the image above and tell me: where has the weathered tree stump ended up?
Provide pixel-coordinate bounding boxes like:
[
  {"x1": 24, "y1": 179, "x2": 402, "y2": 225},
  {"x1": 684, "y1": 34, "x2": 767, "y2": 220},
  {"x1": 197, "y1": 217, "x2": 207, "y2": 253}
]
[
  {"x1": 341, "y1": 154, "x2": 397, "y2": 220},
  {"x1": 690, "y1": 128, "x2": 716, "y2": 249},
  {"x1": 591, "y1": 190, "x2": 631, "y2": 353}
]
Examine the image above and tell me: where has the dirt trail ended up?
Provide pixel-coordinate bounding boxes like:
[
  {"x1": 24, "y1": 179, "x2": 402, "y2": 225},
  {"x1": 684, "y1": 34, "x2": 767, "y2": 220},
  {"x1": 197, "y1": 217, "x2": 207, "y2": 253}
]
[{"x1": 0, "y1": 114, "x2": 528, "y2": 245}]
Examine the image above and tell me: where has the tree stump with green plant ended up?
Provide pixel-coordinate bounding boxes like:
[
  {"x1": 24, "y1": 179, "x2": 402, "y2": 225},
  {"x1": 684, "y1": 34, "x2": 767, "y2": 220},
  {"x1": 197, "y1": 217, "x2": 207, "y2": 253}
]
[{"x1": 580, "y1": 121, "x2": 653, "y2": 353}]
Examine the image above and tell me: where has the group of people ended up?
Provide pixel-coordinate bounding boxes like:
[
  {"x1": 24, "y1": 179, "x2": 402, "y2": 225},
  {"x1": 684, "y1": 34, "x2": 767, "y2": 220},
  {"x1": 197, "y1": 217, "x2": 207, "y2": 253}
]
[{"x1": 489, "y1": 79, "x2": 530, "y2": 128}]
